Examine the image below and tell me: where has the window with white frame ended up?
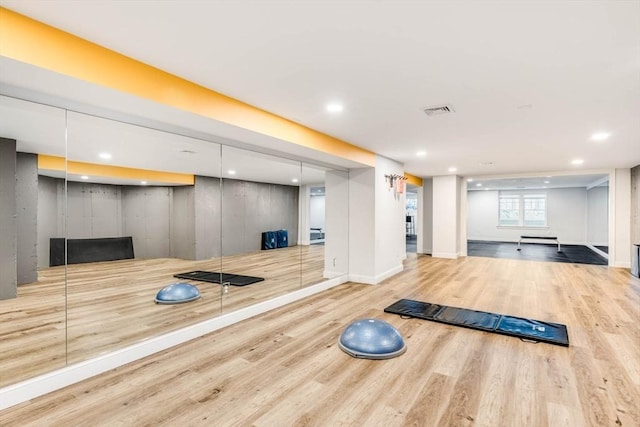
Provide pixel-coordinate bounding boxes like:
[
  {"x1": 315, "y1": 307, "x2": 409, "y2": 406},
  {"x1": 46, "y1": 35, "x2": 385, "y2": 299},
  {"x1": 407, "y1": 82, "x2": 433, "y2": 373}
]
[{"x1": 499, "y1": 191, "x2": 547, "y2": 227}]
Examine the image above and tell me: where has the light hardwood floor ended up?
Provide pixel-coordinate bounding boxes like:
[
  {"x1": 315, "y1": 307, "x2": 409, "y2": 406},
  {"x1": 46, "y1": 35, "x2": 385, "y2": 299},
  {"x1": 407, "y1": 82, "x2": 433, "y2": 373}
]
[
  {"x1": 1, "y1": 255, "x2": 639, "y2": 426},
  {"x1": 0, "y1": 245, "x2": 325, "y2": 387}
]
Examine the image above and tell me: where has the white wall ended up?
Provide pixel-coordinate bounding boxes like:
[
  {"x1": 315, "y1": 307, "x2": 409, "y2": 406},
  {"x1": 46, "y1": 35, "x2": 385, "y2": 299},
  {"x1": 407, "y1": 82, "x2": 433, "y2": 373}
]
[
  {"x1": 297, "y1": 185, "x2": 311, "y2": 246},
  {"x1": 309, "y1": 194, "x2": 325, "y2": 230},
  {"x1": 586, "y1": 185, "x2": 608, "y2": 246},
  {"x1": 467, "y1": 187, "x2": 587, "y2": 244},
  {"x1": 374, "y1": 156, "x2": 405, "y2": 280}
]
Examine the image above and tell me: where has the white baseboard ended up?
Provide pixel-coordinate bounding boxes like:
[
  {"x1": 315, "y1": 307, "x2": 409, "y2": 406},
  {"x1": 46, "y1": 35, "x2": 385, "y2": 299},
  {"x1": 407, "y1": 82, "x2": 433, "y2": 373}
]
[
  {"x1": 0, "y1": 276, "x2": 347, "y2": 410},
  {"x1": 432, "y1": 252, "x2": 458, "y2": 259},
  {"x1": 612, "y1": 261, "x2": 631, "y2": 269},
  {"x1": 323, "y1": 270, "x2": 346, "y2": 279},
  {"x1": 348, "y1": 264, "x2": 403, "y2": 285}
]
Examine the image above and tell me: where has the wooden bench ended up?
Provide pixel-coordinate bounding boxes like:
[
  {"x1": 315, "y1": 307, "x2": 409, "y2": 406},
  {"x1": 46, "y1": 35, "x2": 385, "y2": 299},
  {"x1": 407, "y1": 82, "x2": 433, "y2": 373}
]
[{"x1": 517, "y1": 235, "x2": 560, "y2": 252}]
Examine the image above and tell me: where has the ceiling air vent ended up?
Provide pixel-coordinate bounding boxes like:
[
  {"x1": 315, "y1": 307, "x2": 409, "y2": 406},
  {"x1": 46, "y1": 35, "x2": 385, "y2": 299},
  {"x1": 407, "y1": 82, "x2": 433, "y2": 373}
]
[{"x1": 423, "y1": 104, "x2": 455, "y2": 116}]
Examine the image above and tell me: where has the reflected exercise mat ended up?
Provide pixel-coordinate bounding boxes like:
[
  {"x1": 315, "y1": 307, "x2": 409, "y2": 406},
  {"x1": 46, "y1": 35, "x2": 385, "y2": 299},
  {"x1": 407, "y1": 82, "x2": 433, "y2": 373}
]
[{"x1": 174, "y1": 270, "x2": 265, "y2": 286}]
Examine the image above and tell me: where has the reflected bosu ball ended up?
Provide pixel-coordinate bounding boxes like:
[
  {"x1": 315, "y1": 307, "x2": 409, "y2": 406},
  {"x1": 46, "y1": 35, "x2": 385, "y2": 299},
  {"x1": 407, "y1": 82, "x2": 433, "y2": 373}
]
[
  {"x1": 154, "y1": 282, "x2": 201, "y2": 304},
  {"x1": 338, "y1": 318, "x2": 406, "y2": 359}
]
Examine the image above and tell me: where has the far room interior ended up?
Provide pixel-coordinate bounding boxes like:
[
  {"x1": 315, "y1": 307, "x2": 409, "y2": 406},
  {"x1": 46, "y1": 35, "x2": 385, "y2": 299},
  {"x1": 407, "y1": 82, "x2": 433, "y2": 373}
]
[
  {"x1": 466, "y1": 174, "x2": 610, "y2": 265},
  {"x1": 405, "y1": 184, "x2": 418, "y2": 253}
]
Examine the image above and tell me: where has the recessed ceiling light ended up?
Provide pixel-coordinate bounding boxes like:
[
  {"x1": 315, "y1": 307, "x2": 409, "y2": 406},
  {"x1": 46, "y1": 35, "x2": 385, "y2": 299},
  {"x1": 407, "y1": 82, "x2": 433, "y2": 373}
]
[
  {"x1": 543, "y1": 186, "x2": 547, "y2": 189},
  {"x1": 546, "y1": 175, "x2": 552, "y2": 178},
  {"x1": 467, "y1": 178, "x2": 474, "y2": 182},
  {"x1": 476, "y1": 183, "x2": 482, "y2": 187},
  {"x1": 291, "y1": 178, "x2": 299, "y2": 183},
  {"x1": 228, "y1": 170, "x2": 236, "y2": 175},
  {"x1": 326, "y1": 103, "x2": 343, "y2": 113},
  {"x1": 448, "y1": 167, "x2": 457, "y2": 172},
  {"x1": 416, "y1": 150, "x2": 427, "y2": 156},
  {"x1": 99, "y1": 152, "x2": 111, "y2": 160},
  {"x1": 571, "y1": 159, "x2": 584, "y2": 165},
  {"x1": 544, "y1": 180, "x2": 550, "y2": 184},
  {"x1": 141, "y1": 181, "x2": 147, "y2": 185},
  {"x1": 81, "y1": 175, "x2": 89, "y2": 180},
  {"x1": 590, "y1": 132, "x2": 610, "y2": 141}
]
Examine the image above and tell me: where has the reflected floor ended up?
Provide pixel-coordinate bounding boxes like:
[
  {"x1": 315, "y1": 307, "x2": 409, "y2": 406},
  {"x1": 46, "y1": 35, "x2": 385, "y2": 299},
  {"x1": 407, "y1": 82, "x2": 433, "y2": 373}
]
[{"x1": 0, "y1": 244, "x2": 324, "y2": 388}]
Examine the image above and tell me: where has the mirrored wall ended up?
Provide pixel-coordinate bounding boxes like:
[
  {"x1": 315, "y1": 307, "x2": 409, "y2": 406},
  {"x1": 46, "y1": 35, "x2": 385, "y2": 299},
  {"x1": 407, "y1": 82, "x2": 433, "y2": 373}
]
[{"x1": 0, "y1": 94, "x2": 349, "y2": 387}]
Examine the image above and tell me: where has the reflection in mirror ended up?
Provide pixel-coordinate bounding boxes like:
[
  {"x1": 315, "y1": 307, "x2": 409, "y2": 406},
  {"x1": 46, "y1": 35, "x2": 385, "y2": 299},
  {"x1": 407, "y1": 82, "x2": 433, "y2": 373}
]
[
  {"x1": 65, "y1": 111, "x2": 222, "y2": 363},
  {"x1": 0, "y1": 95, "x2": 67, "y2": 387},
  {"x1": 300, "y1": 164, "x2": 328, "y2": 287},
  {"x1": 220, "y1": 146, "x2": 303, "y2": 313}
]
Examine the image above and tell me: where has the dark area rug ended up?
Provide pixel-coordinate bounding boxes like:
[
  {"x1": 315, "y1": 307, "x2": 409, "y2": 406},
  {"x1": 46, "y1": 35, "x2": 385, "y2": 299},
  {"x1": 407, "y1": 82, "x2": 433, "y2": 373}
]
[{"x1": 467, "y1": 240, "x2": 607, "y2": 265}]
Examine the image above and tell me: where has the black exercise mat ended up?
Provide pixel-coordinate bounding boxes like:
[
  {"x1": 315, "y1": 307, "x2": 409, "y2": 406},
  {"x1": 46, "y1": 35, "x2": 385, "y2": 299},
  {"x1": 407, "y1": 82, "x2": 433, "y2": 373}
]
[
  {"x1": 383, "y1": 299, "x2": 445, "y2": 319},
  {"x1": 496, "y1": 315, "x2": 569, "y2": 347},
  {"x1": 384, "y1": 299, "x2": 569, "y2": 347},
  {"x1": 435, "y1": 306, "x2": 501, "y2": 331},
  {"x1": 174, "y1": 271, "x2": 265, "y2": 286},
  {"x1": 227, "y1": 275, "x2": 265, "y2": 286}
]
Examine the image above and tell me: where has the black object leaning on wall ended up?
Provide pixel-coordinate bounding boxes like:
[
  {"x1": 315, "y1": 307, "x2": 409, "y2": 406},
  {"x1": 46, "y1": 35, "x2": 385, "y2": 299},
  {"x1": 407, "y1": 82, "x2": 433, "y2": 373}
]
[{"x1": 49, "y1": 237, "x2": 134, "y2": 267}]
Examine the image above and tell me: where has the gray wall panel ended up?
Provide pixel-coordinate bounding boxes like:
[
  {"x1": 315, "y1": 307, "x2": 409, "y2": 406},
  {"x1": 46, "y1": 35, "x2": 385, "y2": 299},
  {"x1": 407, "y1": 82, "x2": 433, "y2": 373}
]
[
  {"x1": 66, "y1": 183, "x2": 122, "y2": 238},
  {"x1": 221, "y1": 179, "x2": 298, "y2": 255},
  {"x1": 0, "y1": 138, "x2": 17, "y2": 299},
  {"x1": 123, "y1": 186, "x2": 171, "y2": 259},
  {"x1": 171, "y1": 186, "x2": 195, "y2": 259},
  {"x1": 16, "y1": 153, "x2": 38, "y2": 284},
  {"x1": 66, "y1": 184, "x2": 91, "y2": 238},
  {"x1": 195, "y1": 176, "x2": 221, "y2": 260},
  {"x1": 37, "y1": 176, "x2": 62, "y2": 268}
]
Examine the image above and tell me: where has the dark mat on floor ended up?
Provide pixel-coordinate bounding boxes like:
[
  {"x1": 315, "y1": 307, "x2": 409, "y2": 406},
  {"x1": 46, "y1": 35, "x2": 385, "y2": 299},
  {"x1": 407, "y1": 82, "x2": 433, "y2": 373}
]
[
  {"x1": 467, "y1": 240, "x2": 607, "y2": 265},
  {"x1": 384, "y1": 299, "x2": 569, "y2": 347},
  {"x1": 174, "y1": 270, "x2": 265, "y2": 286}
]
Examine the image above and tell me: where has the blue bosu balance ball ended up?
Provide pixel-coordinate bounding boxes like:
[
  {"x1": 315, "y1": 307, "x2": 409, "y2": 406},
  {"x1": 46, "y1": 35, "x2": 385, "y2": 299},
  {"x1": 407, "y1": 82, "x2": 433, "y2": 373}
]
[
  {"x1": 338, "y1": 318, "x2": 406, "y2": 359},
  {"x1": 155, "y1": 282, "x2": 201, "y2": 304}
]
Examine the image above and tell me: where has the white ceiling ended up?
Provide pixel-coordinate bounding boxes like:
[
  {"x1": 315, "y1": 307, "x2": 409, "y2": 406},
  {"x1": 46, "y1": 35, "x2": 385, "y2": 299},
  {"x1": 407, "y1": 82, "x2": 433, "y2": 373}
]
[{"x1": 1, "y1": 0, "x2": 639, "y2": 180}]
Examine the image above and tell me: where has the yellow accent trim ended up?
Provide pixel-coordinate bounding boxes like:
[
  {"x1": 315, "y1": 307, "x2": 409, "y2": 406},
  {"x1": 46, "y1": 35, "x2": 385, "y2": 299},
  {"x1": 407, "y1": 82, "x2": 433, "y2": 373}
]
[
  {"x1": 1, "y1": 8, "x2": 375, "y2": 167},
  {"x1": 37, "y1": 154, "x2": 65, "y2": 172},
  {"x1": 38, "y1": 155, "x2": 194, "y2": 185},
  {"x1": 405, "y1": 173, "x2": 423, "y2": 187}
]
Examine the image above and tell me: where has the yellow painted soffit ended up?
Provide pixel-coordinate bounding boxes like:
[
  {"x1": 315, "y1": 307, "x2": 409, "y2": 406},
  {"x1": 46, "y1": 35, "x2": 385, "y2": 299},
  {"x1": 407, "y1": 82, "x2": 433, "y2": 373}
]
[
  {"x1": 38, "y1": 155, "x2": 195, "y2": 185},
  {"x1": 405, "y1": 173, "x2": 423, "y2": 187},
  {"x1": 0, "y1": 8, "x2": 375, "y2": 167}
]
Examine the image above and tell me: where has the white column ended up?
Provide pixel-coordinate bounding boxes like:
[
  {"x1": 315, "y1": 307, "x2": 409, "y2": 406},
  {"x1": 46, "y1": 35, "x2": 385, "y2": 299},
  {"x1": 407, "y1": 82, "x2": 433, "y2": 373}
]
[
  {"x1": 432, "y1": 175, "x2": 462, "y2": 259},
  {"x1": 420, "y1": 178, "x2": 433, "y2": 254},
  {"x1": 611, "y1": 168, "x2": 631, "y2": 268},
  {"x1": 324, "y1": 170, "x2": 349, "y2": 279}
]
